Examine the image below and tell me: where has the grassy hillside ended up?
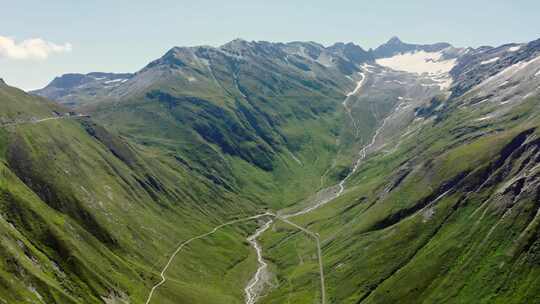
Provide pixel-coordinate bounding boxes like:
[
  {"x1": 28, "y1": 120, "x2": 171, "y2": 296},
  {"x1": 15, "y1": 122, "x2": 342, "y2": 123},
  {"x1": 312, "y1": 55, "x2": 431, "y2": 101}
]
[
  {"x1": 2, "y1": 41, "x2": 392, "y2": 303},
  {"x1": 258, "y1": 92, "x2": 540, "y2": 304},
  {"x1": 85, "y1": 42, "x2": 363, "y2": 209},
  {"x1": 0, "y1": 82, "x2": 264, "y2": 303}
]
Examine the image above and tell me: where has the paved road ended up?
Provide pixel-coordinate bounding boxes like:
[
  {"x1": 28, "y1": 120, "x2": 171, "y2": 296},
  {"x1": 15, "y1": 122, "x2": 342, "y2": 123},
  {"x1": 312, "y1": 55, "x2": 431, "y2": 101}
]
[
  {"x1": 244, "y1": 212, "x2": 328, "y2": 304},
  {"x1": 275, "y1": 215, "x2": 326, "y2": 304},
  {"x1": 145, "y1": 213, "x2": 273, "y2": 304},
  {"x1": 144, "y1": 212, "x2": 328, "y2": 304},
  {"x1": 1, "y1": 114, "x2": 88, "y2": 127}
]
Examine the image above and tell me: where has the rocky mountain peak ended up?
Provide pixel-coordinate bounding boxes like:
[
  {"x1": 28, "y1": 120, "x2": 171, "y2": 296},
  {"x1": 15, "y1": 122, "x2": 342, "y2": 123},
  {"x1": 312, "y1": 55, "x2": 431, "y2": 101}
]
[
  {"x1": 374, "y1": 37, "x2": 452, "y2": 58},
  {"x1": 221, "y1": 38, "x2": 253, "y2": 51},
  {"x1": 387, "y1": 36, "x2": 403, "y2": 44},
  {"x1": 327, "y1": 42, "x2": 373, "y2": 64}
]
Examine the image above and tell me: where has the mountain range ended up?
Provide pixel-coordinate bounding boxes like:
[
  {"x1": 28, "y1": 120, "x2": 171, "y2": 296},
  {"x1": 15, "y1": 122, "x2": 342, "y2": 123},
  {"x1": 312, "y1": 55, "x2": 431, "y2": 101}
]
[{"x1": 0, "y1": 36, "x2": 539, "y2": 303}]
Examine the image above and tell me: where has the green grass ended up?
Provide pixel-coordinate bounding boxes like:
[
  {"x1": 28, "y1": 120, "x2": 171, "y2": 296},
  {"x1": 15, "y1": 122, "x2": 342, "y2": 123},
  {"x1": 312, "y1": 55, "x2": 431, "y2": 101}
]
[
  {"x1": 0, "y1": 83, "x2": 266, "y2": 303},
  {"x1": 258, "y1": 94, "x2": 540, "y2": 304},
  {"x1": 0, "y1": 57, "x2": 359, "y2": 303}
]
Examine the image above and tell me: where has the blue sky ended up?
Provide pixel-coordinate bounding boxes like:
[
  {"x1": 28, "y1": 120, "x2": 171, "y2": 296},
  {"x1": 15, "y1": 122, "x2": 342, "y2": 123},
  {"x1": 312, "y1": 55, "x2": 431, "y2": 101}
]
[{"x1": 1, "y1": 0, "x2": 539, "y2": 90}]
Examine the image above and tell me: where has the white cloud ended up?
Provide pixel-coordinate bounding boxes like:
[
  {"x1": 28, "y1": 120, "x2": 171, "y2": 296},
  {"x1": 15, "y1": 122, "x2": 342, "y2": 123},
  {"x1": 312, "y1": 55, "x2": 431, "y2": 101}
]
[{"x1": 0, "y1": 36, "x2": 72, "y2": 60}]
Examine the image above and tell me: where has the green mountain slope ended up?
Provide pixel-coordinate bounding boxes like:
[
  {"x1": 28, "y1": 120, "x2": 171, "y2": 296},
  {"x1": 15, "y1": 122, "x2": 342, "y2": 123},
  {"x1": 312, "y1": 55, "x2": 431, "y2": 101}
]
[
  {"x1": 0, "y1": 81, "x2": 264, "y2": 303},
  {"x1": 17, "y1": 37, "x2": 540, "y2": 304},
  {"x1": 257, "y1": 40, "x2": 540, "y2": 304},
  {"x1": 74, "y1": 40, "x2": 377, "y2": 209}
]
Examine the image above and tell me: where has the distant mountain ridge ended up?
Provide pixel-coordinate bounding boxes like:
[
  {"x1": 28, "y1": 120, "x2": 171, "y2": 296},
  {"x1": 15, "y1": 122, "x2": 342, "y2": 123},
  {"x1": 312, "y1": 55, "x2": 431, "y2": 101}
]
[
  {"x1": 31, "y1": 72, "x2": 134, "y2": 107},
  {"x1": 32, "y1": 36, "x2": 539, "y2": 116},
  {"x1": 372, "y1": 36, "x2": 453, "y2": 58},
  {"x1": 32, "y1": 36, "x2": 464, "y2": 106},
  {"x1": 32, "y1": 38, "x2": 375, "y2": 106}
]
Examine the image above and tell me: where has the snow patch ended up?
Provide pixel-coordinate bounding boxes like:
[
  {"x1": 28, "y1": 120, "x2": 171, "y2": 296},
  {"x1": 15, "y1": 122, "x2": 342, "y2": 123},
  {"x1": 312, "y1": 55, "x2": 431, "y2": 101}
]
[
  {"x1": 480, "y1": 57, "x2": 499, "y2": 65},
  {"x1": 316, "y1": 53, "x2": 334, "y2": 67},
  {"x1": 423, "y1": 207, "x2": 435, "y2": 222},
  {"x1": 471, "y1": 98, "x2": 489, "y2": 106},
  {"x1": 376, "y1": 51, "x2": 456, "y2": 90},
  {"x1": 497, "y1": 80, "x2": 509, "y2": 88},
  {"x1": 478, "y1": 54, "x2": 540, "y2": 87},
  {"x1": 420, "y1": 83, "x2": 440, "y2": 87},
  {"x1": 475, "y1": 115, "x2": 493, "y2": 122},
  {"x1": 104, "y1": 78, "x2": 128, "y2": 84},
  {"x1": 385, "y1": 79, "x2": 407, "y2": 85},
  {"x1": 508, "y1": 45, "x2": 521, "y2": 52},
  {"x1": 361, "y1": 63, "x2": 377, "y2": 72},
  {"x1": 500, "y1": 99, "x2": 514, "y2": 105},
  {"x1": 535, "y1": 70, "x2": 540, "y2": 77},
  {"x1": 376, "y1": 50, "x2": 456, "y2": 75}
]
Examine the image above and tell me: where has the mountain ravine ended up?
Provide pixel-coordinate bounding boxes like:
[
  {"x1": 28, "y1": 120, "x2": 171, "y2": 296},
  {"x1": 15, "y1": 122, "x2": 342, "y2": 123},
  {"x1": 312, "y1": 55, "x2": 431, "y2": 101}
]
[{"x1": 0, "y1": 36, "x2": 537, "y2": 304}]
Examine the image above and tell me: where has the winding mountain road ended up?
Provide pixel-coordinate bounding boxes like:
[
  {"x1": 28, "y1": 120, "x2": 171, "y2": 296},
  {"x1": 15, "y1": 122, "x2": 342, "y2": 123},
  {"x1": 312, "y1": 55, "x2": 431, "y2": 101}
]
[
  {"x1": 143, "y1": 211, "x2": 325, "y2": 304},
  {"x1": 144, "y1": 213, "x2": 273, "y2": 304},
  {"x1": 275, "y1": 215, "x2": 326, "y2": 304},
  {"x1": 0, "y1": 114, "x2": 88, "y2": 127},
  {"x1": 243, "y1": 212, "x2": 328, "y2": 304}
]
